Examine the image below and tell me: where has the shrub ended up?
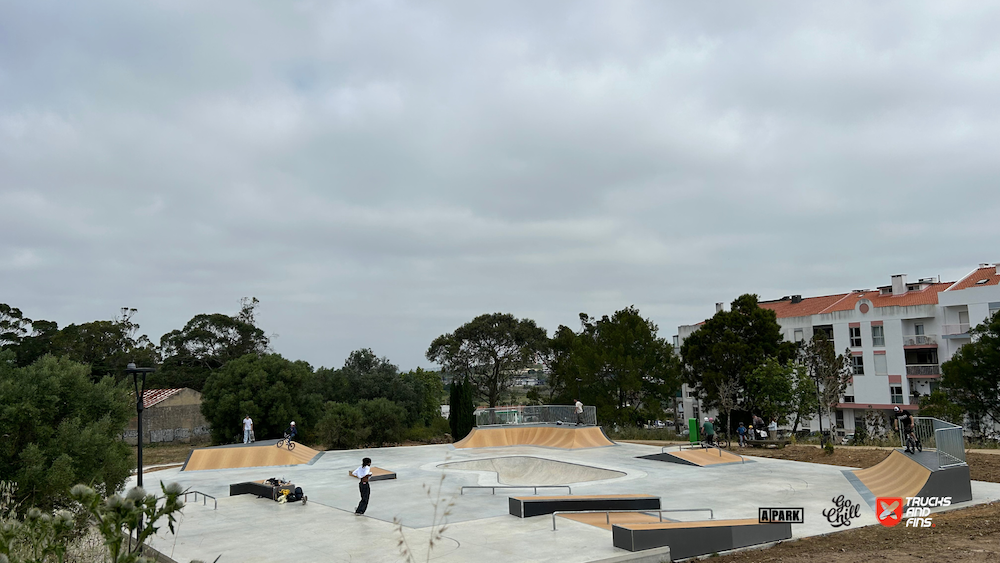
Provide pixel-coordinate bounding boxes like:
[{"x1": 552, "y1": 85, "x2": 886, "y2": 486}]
[
  {"x1": 360, "y1": 398, "x2": 407, "y2": 447},
  {"x1": 316, "y1": 402, "x2": 369, "y2": 450}
]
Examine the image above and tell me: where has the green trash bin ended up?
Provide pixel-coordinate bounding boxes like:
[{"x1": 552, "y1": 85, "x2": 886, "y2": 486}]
[{"x1": 688, "y1": 418, "x2": 699, "y2": 444}]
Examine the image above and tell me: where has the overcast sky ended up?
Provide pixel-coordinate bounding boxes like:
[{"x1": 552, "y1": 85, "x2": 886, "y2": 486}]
[{"x1": 3, "y1": 1, "x2": 1000, "y2": 371}]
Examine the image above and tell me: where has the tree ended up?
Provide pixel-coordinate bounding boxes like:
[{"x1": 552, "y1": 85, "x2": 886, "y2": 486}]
[
  {"x1": 0, "y1": 353, "x2": 133, "y2": 508},
  {"x1": 199, "y1": 353, "x2": 317, "y2": 444},
  {"x1": 47, "y1": 308, "x2": 158, "y2": 380},
  {"x1": 426, "y1": 313, "x2": 548, "y2": 408},
  {"x1": 0, "y1": 304, "x2": 31, "y2": 349},
  {"x1": 940, "y1": 313, "x2": 1000, "y2": 433},
  {"x1": 548, "y1": 307, "x2": 682, "y2": 426},
  {"x1": 155, "y1": 298, "x2": 269, "y2": 391},
  {"x1": 680, "y1": 294, "x2": 796, "y2": 410},
  {"x1": 744, "y1": 358, "x2": 796, "y2": 423},
  {"x1": 0, "y1": 304, "x2": 59, "y2": 368},
  {"x1": 359, "y1": 398, "x2": 407, "y2": 447},
  {"x1": 402, "y1": 367, "x2": 445, "y2": 425},
  {"x1": 799, "y1": 335, "x2": 851, "y2": 444},
  {"x1": 789, "y1": 362, "x2": 819, "y2": 433},
  {"x1": 448, "y1": 377, "x2": 475, "y2": 441},
  {"x1": 316, "y1": 402, "x2": 369, "y2": 450},
  {"x1": 918, "y1": 389, "x2": 965, "y2": 425}
]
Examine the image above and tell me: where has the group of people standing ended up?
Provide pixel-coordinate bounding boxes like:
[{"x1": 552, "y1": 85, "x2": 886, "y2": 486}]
[{"x1": 737, "y1": 415, "x2": 778, "y2": 447}]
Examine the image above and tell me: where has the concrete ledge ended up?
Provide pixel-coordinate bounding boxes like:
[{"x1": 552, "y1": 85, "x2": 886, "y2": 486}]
[
  {"x1": 591, "y1": 546, "x2": 671, "y2": 563},
  {"x1": 613, "y1": 520, "x2": 791, "y2": 558},
  {"x1": 509, "y1": 495, "x2": 661, "y2": 518}
]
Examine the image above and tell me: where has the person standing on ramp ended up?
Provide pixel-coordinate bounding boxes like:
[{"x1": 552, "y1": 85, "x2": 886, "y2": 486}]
[
  {"x1": 353, "y1": 457, "x2": 373, "y2": 515},
  {"x1": 575, "y1": 399, "x2": 584, "y2": 426}
]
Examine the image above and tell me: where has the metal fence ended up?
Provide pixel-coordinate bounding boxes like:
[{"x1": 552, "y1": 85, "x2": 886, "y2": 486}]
[
  {"x1": 474, "y1": 405, "x2": 597, "y2": 427},
  {"x1": 909, "y1": 416, "x2": 966, "y2": 467}
]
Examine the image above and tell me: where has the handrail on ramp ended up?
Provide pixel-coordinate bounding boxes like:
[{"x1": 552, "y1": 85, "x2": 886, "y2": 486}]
[
  {"x1": 460, "y1": 485, "x2": 572, "y2": 495},
  {"x1": 183, "y1": 490, "x2": 217, "y2": 509},
  {"x1": 551, "y1": 508, "x2": 715, "y2": 531}
]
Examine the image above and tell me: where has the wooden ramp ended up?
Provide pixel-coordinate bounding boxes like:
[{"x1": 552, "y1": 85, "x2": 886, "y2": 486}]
[
  {"x1": 348, "y1": 467, "x2": 397, "y2": 481},
  {"x1": 454, "y1": 426, "x2": 615, "y2": 449},
  {"x1": 613, "y1": 519, "x2": 792, "y2": 557},
  {"x1": 182, "y1": 441, "x2": 323, "y2": 471},
  {"x1": 639, "y1": 448, "x2": 744, "y2": 466},
  {"x1": 848, "y1": 449, "x2": 972, "y2": 505}
]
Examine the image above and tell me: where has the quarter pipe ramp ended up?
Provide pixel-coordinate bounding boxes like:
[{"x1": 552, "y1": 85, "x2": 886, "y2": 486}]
[
  {"x1": 846, "y1": 449, "x2": 972, "y2": 508},
  {"x1": 182, "y1": 440, "x2": 324, "y2": 471},
  {"x1": 453, "y1": 426, "x2": 616, "y2": 449}
]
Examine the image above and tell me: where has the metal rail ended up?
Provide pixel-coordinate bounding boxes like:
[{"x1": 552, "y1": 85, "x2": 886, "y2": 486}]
[
  {"x1": 551, "y1": 508, "x2": 715, "y2": 531},
  {"x1": 183, "y1": 490, "x2": 217, "y2": 509},
  {"x1": 460, "y1": 485, "x2": 572, "y2": 495}
]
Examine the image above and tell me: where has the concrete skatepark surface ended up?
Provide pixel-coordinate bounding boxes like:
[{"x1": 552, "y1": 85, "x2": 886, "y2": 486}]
[
  {"x1": 439, "y1": 456, "x2": 625, "y2": 485},
  {"x1": 133, "y1": 433, "x2": 1000, "y2": 563}
]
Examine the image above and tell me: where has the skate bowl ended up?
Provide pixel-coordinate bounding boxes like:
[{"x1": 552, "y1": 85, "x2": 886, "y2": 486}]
[
  {"x1": 439, "y1": 456, "x2": 626, "y2": 485},
  {"x1": 452, "y1": 425, "x2": 615, "y2": 449}
]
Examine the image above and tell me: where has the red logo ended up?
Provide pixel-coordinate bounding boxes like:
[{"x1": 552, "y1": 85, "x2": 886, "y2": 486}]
[{"x1": 876, "y1": 497, "x2": 903, "y2": 527}]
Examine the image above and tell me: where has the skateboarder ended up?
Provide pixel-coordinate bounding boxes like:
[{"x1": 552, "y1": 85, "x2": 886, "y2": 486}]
[
  {"x1": 353, "y1": 457, "x2": 373, "y2": 514},
  {"x1": 242, "y1": 415, "x2": 254, "y2": 444},
  {"x1": 575, "y1": 399, "x2": 584, "y2": 426}
]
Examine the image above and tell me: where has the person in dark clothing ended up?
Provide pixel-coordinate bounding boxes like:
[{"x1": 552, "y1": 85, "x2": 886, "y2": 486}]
[
  {"x1": 353, "y1": 457, "x2": 373, "y2": 515},
  {"x1": 893, "y1": 406, "x2": 918, "y2": 453},
  {"x1": 285, "y1": 421, "x2": 297, "y2": 441}
]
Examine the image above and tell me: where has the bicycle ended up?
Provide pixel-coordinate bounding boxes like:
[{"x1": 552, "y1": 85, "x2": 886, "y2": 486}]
[
  {"x1": 275, "y1": 433, "x2": 296, "y2": 451},
  {"x1": 904, "y1": 430, "x2": 922, "y2": 454}
]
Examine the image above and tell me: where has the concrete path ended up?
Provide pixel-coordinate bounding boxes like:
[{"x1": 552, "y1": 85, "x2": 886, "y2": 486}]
[{"x1": 130, "y1": 441, "x2": 1000, "y2": 563}]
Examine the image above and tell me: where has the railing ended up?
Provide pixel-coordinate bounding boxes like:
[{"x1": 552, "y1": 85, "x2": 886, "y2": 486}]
[
  {"x1": 474, "y1": 405, "x2": 597, "y2": 427},
  {"x1": 941, "y1": 323, "x2": 970, "y2": 336},
  {"x1": 183, "y1": 491, "x2": 217, "y2": 510},
  {"x1": 460, "y1": 485, "x2": 572, "y2": 495},
  {"x1": 906, "y1": 417, "x2": 966, "y2": 468},
  {"x1": 551, "y1": 508, "x2": 715, "y2": 531},
  {"x1": 902, "y1": 334, "x2": 937, "y2": 346},
  {"x1": 906, "y1": 364, "x2": 940, "y2": 376}
]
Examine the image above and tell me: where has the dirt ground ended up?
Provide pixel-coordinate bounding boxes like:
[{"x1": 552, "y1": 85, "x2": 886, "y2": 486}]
[{"x1": 703, "y1": 444, "x2": 1000, "y2": 562}]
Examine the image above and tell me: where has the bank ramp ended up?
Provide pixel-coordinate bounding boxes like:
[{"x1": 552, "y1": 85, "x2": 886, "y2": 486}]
[
  {"x1": 182, "y1": 440, "x2": 324, "y2": 471},
  {"x1": 453, "y1": 426, "x2": 615, "y2": 449},
  {"x1": 639, "y1": 447, "x2": 745, "y2": 467},
  {"x1": 845, "y1": 449, "x2": 972, "y2": 509}
]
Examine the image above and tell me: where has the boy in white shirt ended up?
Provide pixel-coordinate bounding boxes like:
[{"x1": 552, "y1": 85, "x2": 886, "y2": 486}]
[{"x1": 352, "y1": 457, "x2": 373, "y2": 514}]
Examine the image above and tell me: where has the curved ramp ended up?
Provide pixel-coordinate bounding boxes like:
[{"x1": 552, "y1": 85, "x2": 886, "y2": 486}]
[
  {"x1": 453, "y1": 426, "x2": 615, "y2": 449},
  {"x1": 182, "y1": 441, "x2": 323, "y2": 471},
  {"x1": 848, "y1": 450, "x2": 972, "y2": 505}
]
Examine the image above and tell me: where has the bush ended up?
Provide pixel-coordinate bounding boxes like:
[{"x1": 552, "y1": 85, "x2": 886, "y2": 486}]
[
  {"x1": 605, "y1": 426, "x2": 682, "y2": 441},
  {"x1": 0, "y1": 353, "x2": 132, "y2": 508},
  {"x1": 316, "y1": 402, "x2": 369, "y2": 450},
  {"x1": 359, "y1": 398, "x2": 407, "y2": 447},
  {"x1": 403, "y1": 417, "x2": 451, "y2": 443},
  {"x1": 823, "y1": 441, "x2": 835, "y2": 455}
]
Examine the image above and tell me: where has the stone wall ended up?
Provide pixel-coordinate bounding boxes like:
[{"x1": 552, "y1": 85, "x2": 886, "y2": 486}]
[{"x1": 124, "y1": 389, "x2": 211, "y2": 445}]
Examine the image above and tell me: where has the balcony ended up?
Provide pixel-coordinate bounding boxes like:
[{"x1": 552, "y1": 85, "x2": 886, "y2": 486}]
[
  {"x1": 941, "y1": 324, "x2": 971, "y2": 338},
  {"x1": 906, "y1": 364, "x2": 940, "y2": 377},
  {"x1": 902, "y1": 334, "x2": 937, "y2": 347}
]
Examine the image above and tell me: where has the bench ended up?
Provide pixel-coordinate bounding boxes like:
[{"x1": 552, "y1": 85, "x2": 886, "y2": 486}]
[
  {"x1": 612, "y1": 519, "x2": 792, "y2": 558},
  {"x1": 509, "y1": 494, "x2": 660, "y2": 518},
  {"x1": 229, "y1": 479, "x2": 296, "y2": 501}
]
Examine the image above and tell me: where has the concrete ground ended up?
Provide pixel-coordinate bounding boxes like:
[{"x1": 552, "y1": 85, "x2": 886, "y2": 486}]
[{"x1": 131, "y1": 441, "x2": 1000, "y2": 563}]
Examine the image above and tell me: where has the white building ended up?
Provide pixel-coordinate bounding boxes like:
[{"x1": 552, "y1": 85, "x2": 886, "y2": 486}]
[{"x1": 675, "y1": 264, "x2": 1000, "y2": 439}]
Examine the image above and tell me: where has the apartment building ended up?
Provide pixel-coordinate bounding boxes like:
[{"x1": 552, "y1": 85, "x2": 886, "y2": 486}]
[{"x1": 674, "y1": 263, "x2": 1000, "y2": 438}]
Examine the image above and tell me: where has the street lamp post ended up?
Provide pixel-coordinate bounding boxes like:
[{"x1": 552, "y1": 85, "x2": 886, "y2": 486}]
[{"x1": 126, "y1": 363, "x2": 155, "y2": 489}]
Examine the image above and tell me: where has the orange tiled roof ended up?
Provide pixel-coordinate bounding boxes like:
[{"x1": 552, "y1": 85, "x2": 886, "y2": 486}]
[
  {"x1": 759, "y1": 283, "x2": 953, "y2": 319},
  {"x1": 142, "y1": 388, "x2": 185, "y2": 408},
  {"x1": 946, "y1": 264, "x2": 1000, "y2": 291}
]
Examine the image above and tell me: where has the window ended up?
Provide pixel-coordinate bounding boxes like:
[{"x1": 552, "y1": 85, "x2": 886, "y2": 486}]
[
  {"x1": 849, "y1": 327, "x2": 862, "y2": 347},
  {"x1": 854, "y1": 413, "x2": 865, "y2": 431},
  {"x1": 852, "y1": 355, "x2": 864, "y2": 375},
  {"x1": 836, "y1": 410, "x2": 845, "y2": 429},
  {"x1": 990, "y1": 302, "x2": 1000, "y2": 318},
  {"x1": 872, "y1": 325, "x2": 885, "y2": 347},
  {"x1": 914, "y1": 323, "x2": 924, "y2": 335},
  {"x1": 890, "y1": 385, "x2": 903, "y2": 404},
  {"x1": 873, "y1": 354, "x2": 887, "y2": 375},
  {"x1": 843, "y1": 395, "x2": 855, "y2": 403},
  {"x1": 793, "y1": 329, "x2": 804, "y2": 343}
]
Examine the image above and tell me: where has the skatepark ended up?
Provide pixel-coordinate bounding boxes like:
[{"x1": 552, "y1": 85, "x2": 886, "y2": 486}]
[{"x1": 133, "y1": 420, "x2": 1000, "y2": 563}]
